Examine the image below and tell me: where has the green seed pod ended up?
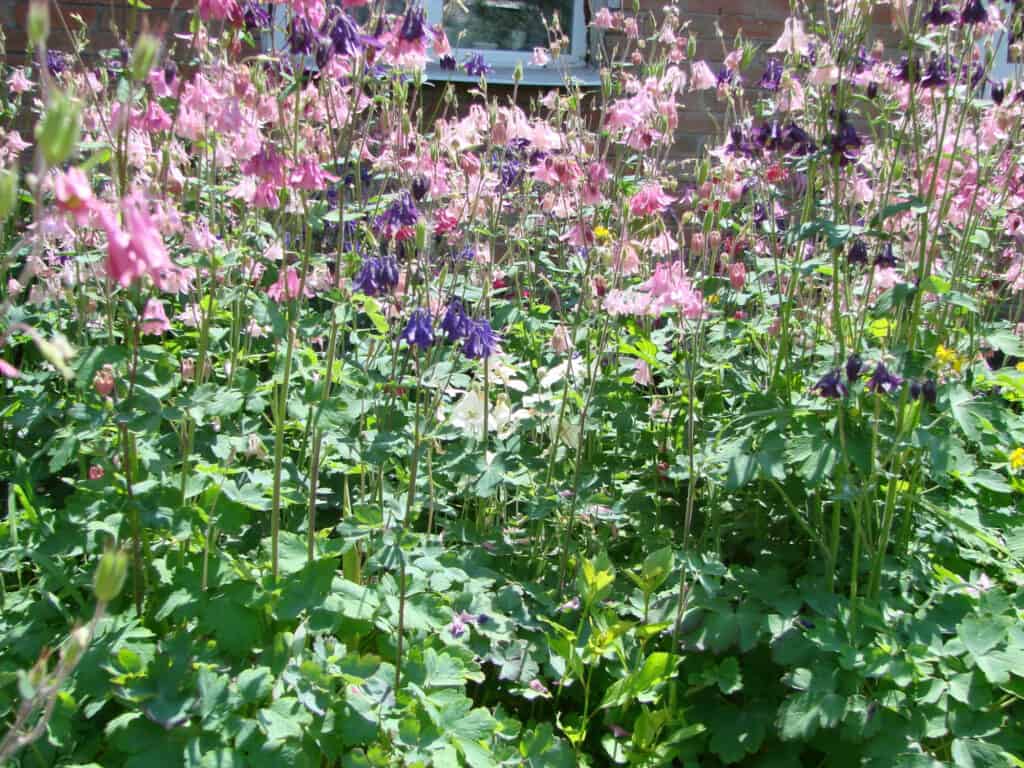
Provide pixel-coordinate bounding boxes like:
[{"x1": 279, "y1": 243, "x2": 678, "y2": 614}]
[
  {"x1": 0, "y1": 167, "x2": 17, "y2": 224},
  {"x1": 129, "y1": 32, "x2": 160, "y2": 83},
  {"x1": 28, "y1": 0, "x2": 49, "y2": 47},
  {"x1": 93, "y1": 549, "x2": 129, "y2": 603},
  {"x1": 35, "y1": 91, "x2": 82, "y2": 167}
]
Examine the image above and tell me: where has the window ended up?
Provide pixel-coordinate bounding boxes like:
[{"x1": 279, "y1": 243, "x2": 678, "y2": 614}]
[
  {"x1": 990, "y1": 0, "x2": 1020, "y2": 84},
  {"x1": 266, "y1": 0, "x2": 601, "y2": 86}
]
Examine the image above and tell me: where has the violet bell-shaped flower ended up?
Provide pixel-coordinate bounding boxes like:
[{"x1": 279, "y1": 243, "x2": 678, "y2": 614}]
[
  {"x1": 813, "y1": 369, "x2": 847, "y2": 399},
  {"x1": 923, "y1": 0, "x2": 957, "y2": 25},
  {"x1": 759, "y1": 58, "x2": 783, "y2": 91},
  {"x1": 463, "y1": 318, "x2": 498, "y2": 359},
  {"x1": 441, "y1": 299, "x2": 471, "y2": 341},
  {"x1": 848, "y1": 238, "x2": 868, "y2": 265},
  {"x1": 464, "y1": 53, "x2": 492, "y2": 77},
  {"x1": 352, "y1": 255, "x2": 399, "y2": 296},
  {"x1": 288, "y1": 16, "x2": 317, "y2": 55},
  {"x1": 845, "y1": 354, "x2": 863, "y2": 382},
  {"x1": 960, "y1": 0, "x2": 988, "y2": 25},
  {"x1": 830, "y1": 111, "x2": 862, "y2": 165},
  {"x1": 867, "y1": 362, "x2": 903, "y2": 394},
  {"x1": 401, "y1": 308, "x2": 435, "y2": 350}
]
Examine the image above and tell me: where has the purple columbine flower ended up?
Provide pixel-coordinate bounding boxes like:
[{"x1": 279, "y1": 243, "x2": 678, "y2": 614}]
[
  {"x1": 759, "y1": 58, "x2": 783, "y2": 91},
  {"x1": 781, "y1": 123, "x2": 816, "y2": 156},
  {"x1": 848, "y1": 238, "x2": 868, "y2": 265},
  {"x1": 441, "y1": 299, "x2": 471, "y2": 341},
  {"x1": 242, "y1": 1, "x2": 271, "y2": 31},
  {"x1": 401, "y1": 308, "x2": 435, "y2": 350},
  {"x1": 377, "y1": 191, "x2": 420, "y2": 234},
  {"x1": 46, "y1": 50, "x2": 68, "y2": 77},
  {"x1": 960, "y1": 0, "x2": 988, "y2": 24},
  {"x1": 328, "y1": 9, "x2": 366, "y2": 57},
  {"x1": 289, "y1": 16, "x2": 317, "y2": 55},
  {"x1": 813, "y1": 369, "x2": 848, "y2": 399},
  {"x1": 875, "y1": 242, "x2": 898, "y2": 268},
  {"x1": 439, "y1": 54, "x2": 457, "y2": 71},
  {"x1": 464, "y1": 53, "x2": 492, "y2": 77},
  {"x1": 830, "y1": 111, "x2": 862, "y2": 166},
  {"x1": 921, "y1": 55, "x2": 951, "y2": 88},
  {"x1": 867, "y1": 362, "x2": 902, "y2": 394},
  {"x1": 894, "y1": 56, "x2": 919, "y2": 84},
  {"x1": 755, "y1": 120, "x2": 784, "y2": 151},
  {"x1": 923, "y1": 0, "x2": 957, "y2": 25},
  {"x1": 399, "y1": 5, "x2": 430, "y2": 43},
  {"x1": 992, "y1": 80, "x2": 1006, "y2": 104},
  {"x1": 725, "y1": 125, "x2": 759, "y2": 157},
  {"x1": 846, "y1": 354, "x2": 864, "y2": 382},
  {"x1": 352, "y1": 256, "x2": 399, "y2": 296},
  {"x1": 411, "y1": 175, "x2": 430, "y2": 201},
  {"x1": 463, "y1": 318, "x2": 498, "y2": 359}
]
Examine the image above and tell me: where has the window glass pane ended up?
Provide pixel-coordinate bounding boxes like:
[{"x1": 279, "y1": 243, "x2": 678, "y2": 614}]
[{"x1": 443, "y1": 0, "x2": 574, "y2": 52}]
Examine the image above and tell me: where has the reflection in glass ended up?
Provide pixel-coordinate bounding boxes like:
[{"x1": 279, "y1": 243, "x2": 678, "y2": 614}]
[{"x1": 443, "y1": 0, "x2": 574, "y2": 52}]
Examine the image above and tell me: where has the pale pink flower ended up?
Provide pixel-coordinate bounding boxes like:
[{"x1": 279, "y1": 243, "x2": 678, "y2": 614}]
[
  {"x1": 768, "y1": 17, "x2": 810, "y2": 55},
  {"x1": 593, "y1": 8, "x2": 617, "y2": 28},
  {"x1": 141, "y1": 298, "x2": 172, "y2": 335},
  {"x1": 290, "y1": 157, "x2": 338, "y2": 191},
  {"x1": 7, "y1": 68, "x2": 32, "y2": 95},
  {"x1": 53, "y1": 167, "x2": 94, "y2": 225},
  {"x1": 633, "y1": 359, "x2": 653, "y2": 386},
  {"x1": 690, "y1": 61, "x2": 717, "y2": 91},
  {"x1": 729, "y1": 262, "x2": 746, "y2": 291},
  {"x1": 531, "y1": 47, "x2": 550, "y2": 66},
  {"x1": 551, "y1": 325, "x2": 573, "y2": 354},
  {"x1": 88, "y1": 465, "x2": 105, "y2": 481},
  {"x1": 0, "y1": 359, "x2": 20, "y2": 379},
  {"x1": 97, "y1": 196, "x2": 172, "y2": 288}
]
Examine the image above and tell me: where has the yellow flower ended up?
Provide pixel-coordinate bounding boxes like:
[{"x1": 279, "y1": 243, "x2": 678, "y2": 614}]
[
  {"x1": 1016, "y1": 361, "x2": 1024, "y2": 372},
  {"x1": 1010, "y1": 447, "x2": 1024, "y2": 472},
  {"x1": 706, "y1": 293, "x2": 719, "y2": 305},
  {"x1": 935, "y1": 344, "x2": 964, "y2": 373},
  {"x1": 593, "y1": 225, "x2": 611, "y2": 242}
]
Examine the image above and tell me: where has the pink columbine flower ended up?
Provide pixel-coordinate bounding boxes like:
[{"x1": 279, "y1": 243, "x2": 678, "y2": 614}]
[
  {"x1": 93, "y1": 365, "x2": 115, "y2": 396},
  {"x1": 7, "y1": 68, "x2": 33, "y2": 95},
  {"x1": 141, "y1": 100, "x2": 173, "y2": 133},
  {"x1": 690, "y1": 61, "x2": 717, "y2": 90},
  {"x1": 198, "y1": 0, "x2": 241, "y2": 22},
  {"x1": 53, "y1": 167, "x2": 94, "y2": 225},
  {"x1": 0, "y1": 359, "x2": 20, "y2": 379},
  {"x1": 97, "y1": 195, "x2": 173, "y2": 288},
  {"x1": 729, "y1": 262, "x2": 747, "y2": 291},
  {"x1": 88, "y1": 465, "x2": 105, "y2": 481},
  {"x1": 768, "y1": 17, "x2": 810, "y2": 54},
  {"x1": 633, "y1": 359, "x2": 653, "y2": 386},
  {"x1": 629, "y1": 182, "x2": 674, "y2": 217},
  {"x1": 141, "y1": 298, "x2": 172, "y2": 335},
  {"x1": 290, "y1": 157, "x2": 339, "y2": 191},
  {"x1": 531, "y1": 47, "x2": 550, "y2": 66},
  {"x1": 592, "y1": 8, "x2": 617, "y2": 28},
  {"x1": 267, "y1": 267, "x2": 310, "y2": 303}
]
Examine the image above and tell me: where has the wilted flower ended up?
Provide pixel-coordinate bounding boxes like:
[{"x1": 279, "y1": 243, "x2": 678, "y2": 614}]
[{"x1": 551, "y1": 324, "x2": 572, "y2": 354}]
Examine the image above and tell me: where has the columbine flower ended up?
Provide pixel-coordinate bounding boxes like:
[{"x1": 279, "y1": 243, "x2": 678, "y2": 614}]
[
  {"x1": 46, "y1": 50, "x2": 68, "y2": 77},
  {"x1": 920, "y1": 55, "x2": 951, "y2": 88},
  {"x1": 54, "y1": 167, "x2": 94, "y2": 225},
  {"x1": 768, "y1": 17, "x2": 810, "y2": 55},
  {"x1": 923, "y1": 0, "x2": 956, "y2": 25},
  {"x1": 463, "y1": 318, "x2": 497, "y2": 359},
  {"x1": 441, "y1": 299, "x2": 471, "y2": 341},
  {"x1": 813, "y1": 369, "x2": 847, "y2": 398},
  {"x1": 830, "y1": 111, "x2": 862, "y2": 165},
  {"x1": 992, "y1": 80, "x2": 1006, "y2": 105},
  {"x1": 141, "y1": 298, "x2": 171, "y2": 335},
  {"x1": 464, "y1": 53, "x2": 492, "y2": 77},
  {"x1": 241, "y1": 1, "x2": 271, "y2": 30},
  {"x1": 376, "y1": 191, "x2": 419, "y2": 238},
  {"x1": 352, "y1": 256, "x2": 399, "y2": 296},
  {"x1": 0, "y1": 359, "x2": 21, "y2": 379},
  {"x1": 629, "y1": 182, "x2": 674, "y2": 217},
  {"x1": 845, "y1": 354, "x2": 863, "y2": 382},
  {"x1": 848, "y1": 238, "x2": 868, "y2": 265},
  {"x1": 866, "y1": 362, "x2": 902, "y2": 394},
  {"x1": 401, "y1": 308, "x2": 434, "y2": 350},
  {"x1": 960, "y1": 0, "x2": 987, "y2": 24},
  {"x1": 759, "y1": 58, "x2": 783, "y2": 91}
]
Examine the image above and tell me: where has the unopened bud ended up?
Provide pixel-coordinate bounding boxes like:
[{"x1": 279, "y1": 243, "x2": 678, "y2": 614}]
[
  {"x1": 513, "y1": 61, "x2": 523, "y2": 84},
  {"x1": 35, "y1": 91, "x2": 82, "y2": 167},
  {"x1": 28, "y1": 0, "x2": 50, "y2": 47},
  {"x1": 93, "y1": 549, "x2": 128, "y2": 602},
  {"x1": 130, "y1": 32, "x2": 160, "y2": 82}
]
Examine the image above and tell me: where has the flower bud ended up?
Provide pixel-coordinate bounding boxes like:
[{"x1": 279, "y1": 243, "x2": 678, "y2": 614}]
[
  {"x1": 729, "y1": 261, "x2": 746, "y2": 291},
  {"x1": 88, "y1": 465, "x2": 104, "y2": 480},
  {"x1": 93, "y1": 548, "x2": 128, "y2": 602},
  {"x1": 551, "y1": 324, "x2": 573, "y2": 354},
  {"x1": 93, "y1": 364, "x2": 115, "y2": 396},
  {"x1": 35, "y1": 91, "x2": 82, "y2": 167},
  {"x1": 0, "y1": 167, "x2": 17, "y2": 224},
  {"x1": 28, "y1": 0, "x2": 49, "y2": 47},
  {"x1": 129, "y1": 32, "x2": 160, "y2": 82}
]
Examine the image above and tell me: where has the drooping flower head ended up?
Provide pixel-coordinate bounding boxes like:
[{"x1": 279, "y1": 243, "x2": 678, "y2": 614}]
[
  {"x1": 352, "y1": 256, "x2": 400, "y2": 296},
  {"x1": 960, "y1": 0, "x2": 987, "y2": 25},
  {"x1": 463, "y1": 318, "x2": 498, "y2": 359},
  {"x1": 847, "y1": 238, "x2": 868, "y2": 265},
  {"x1": 830, "y1": 111, "x2": 862, "y2": 165},
  {"x1": 376, "y1": 191, "x2": 419, "y2": 238},
  {"x1": 759, "y1": 58, "x2": 783, "y2": 91},
  {"x1": 813, "y1": 368, "x2": 847, "y2": 398},
  {"x1": 441, "y1": 298, "x2": 471, "y2": 341},
  {"x1": 141, "y1": 298, "x2": 172, "y2": 335},
  {"x1": 866, "y1": 362, "x2": 903, "y2": 394},
  {"x1": 923, "y1": 0, "x2": 957, "y2": 25},
  {"x1": 464, "y1": 53, "x2": 492, "y2": 77},
  {"x1": 401, "y1": 308, "x2": 435, "y2": 350}
]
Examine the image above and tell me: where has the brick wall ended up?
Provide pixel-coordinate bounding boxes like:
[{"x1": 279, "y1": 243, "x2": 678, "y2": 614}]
[{"x1": 2, "y1": 0, "x2": 192, "y2": 66}]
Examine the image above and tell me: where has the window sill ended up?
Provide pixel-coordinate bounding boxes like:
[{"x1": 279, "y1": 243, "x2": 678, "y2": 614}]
[{"x1": 423, "y1": 63, "x2": 603, "y2": 87}]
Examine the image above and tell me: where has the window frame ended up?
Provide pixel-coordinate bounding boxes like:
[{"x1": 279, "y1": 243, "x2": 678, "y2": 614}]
[{"x1": 990, "y1": 0, "x2": 1019, "y2": 84}]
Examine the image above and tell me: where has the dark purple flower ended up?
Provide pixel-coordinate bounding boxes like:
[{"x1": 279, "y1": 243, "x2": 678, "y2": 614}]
[
  {"x1": 411, "y1": 175, "x2": 431, "y2": 201},
  {"x1": 813, "y1": 369, "x2": 847, "y2": 399},
  {"x1": 401, "y1": 308, "x2": 435, "y2": 350},
  {"x1": 399, "y1": 5, "x2": 430, "y2": 43},
  {"x1": 376, "y1": 191, "x2": 419, "y2": 236},
  {"x1": 867, "y1": 362, "x2": 902, "y2": 394},
  {"x1": 992, "y1": 80, "x2": 1006, "y2": 104},
  {"x1": 242, "y1": 1, "x2": 271, "y2": 31},
  {"x1": 848, "y1": 238, "x2": 868, "y2": 265},
  {"x1": 781, "y1": 123, "x2": 816, "y2": 156},
  {"x1": 441, "y1": 299, "x2": 471, "y2": 341},
  {"x1": 464, "y1": 53, "x2": 492, "y2": 77},
  {"x1": 164, "y1": 61, "x2": 177, "y2": 85},
  {"x1": 755, "y1": 120, "x2": 784, "y2": 151},
  {"x1": 725, "y1": 125, "x2": 759, "y2": 157},
  {"x1": 960, "y1": 0, "x2": 988, "y2": 24},
  {"x1": 866, "y1": 81, "x2": 879, "y2": 99},
  {"x1": 830, "y1": 111, "x2": 862, "y2": 165},
  {"x1": 922, "y1": 379, "x2": 937, "y2": 404},
  {"x1": 289, "y1": 17, "x2": 317, "y2": 55},
  {"x1": 328, "y1": 10, "x2": 365, "y2": 57},
  {"x1": 759, "y1": 58, "x2": 783, "y2": 91},
  {"x1": 875, "y1": 242, "x2": 898, "y2": 268},
  {"x1": 846, "y1": 354, "x2": 864, "y2": 382},
  {"x1": 463, "y1": 318, "x2": 498, "y2": 359},
  {"x1": 921, "y1": 55, "x2": 951, "y2": 88},
  {"x1": 924, "y1": 0, "x2": 957, "y2": 24},
  {"x1": 439, "y1": 54, "x2": 457, "y2": 71},
  {"x1": 894, "y1": 56, "x2": 919, "y2": 84}
]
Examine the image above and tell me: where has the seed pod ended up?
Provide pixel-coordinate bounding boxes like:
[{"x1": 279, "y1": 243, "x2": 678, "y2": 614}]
[{"x1": 93, "y1": 549, "x2": 128, "y2": 602}]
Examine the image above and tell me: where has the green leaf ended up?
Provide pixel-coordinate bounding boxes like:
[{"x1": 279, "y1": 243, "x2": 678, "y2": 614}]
[
  {"x1": 958, "y1": 616, "x2": 1006, "y2": 658},
  {"x1": 951, "y1": 739, "x2": 1014, "y2": 768}
]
